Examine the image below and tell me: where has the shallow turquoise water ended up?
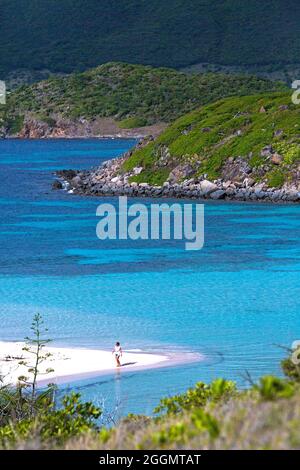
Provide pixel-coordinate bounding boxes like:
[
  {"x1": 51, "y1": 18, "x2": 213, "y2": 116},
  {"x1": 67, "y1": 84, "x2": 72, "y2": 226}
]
[{"x1": 0, "y1": 138, "x2": 300, "y2": 418}]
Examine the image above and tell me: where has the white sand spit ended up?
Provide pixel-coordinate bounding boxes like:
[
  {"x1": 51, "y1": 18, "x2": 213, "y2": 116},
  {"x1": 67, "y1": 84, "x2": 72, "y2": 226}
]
[{"x1": 0, "y1": 341, "x2": 201, "y2": 386}]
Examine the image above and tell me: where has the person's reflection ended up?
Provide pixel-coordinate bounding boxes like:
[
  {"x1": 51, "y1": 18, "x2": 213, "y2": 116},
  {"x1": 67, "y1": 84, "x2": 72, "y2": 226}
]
[{"x1": 114, "y1": 368, "x2": 122, "y2": 420}]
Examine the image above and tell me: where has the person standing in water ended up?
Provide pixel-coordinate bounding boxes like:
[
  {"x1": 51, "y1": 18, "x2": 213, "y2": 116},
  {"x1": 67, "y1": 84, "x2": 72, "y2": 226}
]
[{"x1": 112, "y1": 341, "x2": 122, "y2": 367}]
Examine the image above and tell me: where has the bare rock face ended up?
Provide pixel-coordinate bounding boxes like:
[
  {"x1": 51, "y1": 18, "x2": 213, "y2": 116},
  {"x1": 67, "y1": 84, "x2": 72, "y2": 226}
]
[
  {"x1": 168, "y1": 164, "x2": 195, "y2": 183},
  {"x1": 12, "y1": 113, "x2": 164, "y2": 139},
  {"x1": 221, "y1": 158, "x2": 252, "y2": 183},
  {"x1": 18, "y1": 119, "x2": 50, "y2": 138}
]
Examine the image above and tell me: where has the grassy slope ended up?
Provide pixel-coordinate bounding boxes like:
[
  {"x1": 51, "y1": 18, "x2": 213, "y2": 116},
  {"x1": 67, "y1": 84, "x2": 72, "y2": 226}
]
[
  {"x1": 1, "y1": 1, "x2": 300, "y2": 77},
  {"x1": 124, "y1": 92, "x2": 300, "y2": 186},
  {"x1": 7, "y1": 376, "x2": 300, "y2": 450},
  {"x1": 0, "y1": 63, "x2": 284, "y2": 133},
  {"x1": 83, "y1": 394, "x2": 300, "y2": 450}
]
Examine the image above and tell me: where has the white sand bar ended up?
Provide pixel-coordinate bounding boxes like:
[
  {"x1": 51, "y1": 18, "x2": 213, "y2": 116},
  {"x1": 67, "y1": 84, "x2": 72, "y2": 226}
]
[{"x1": 0, "y1": 341, "x2": 202, "y2": 386}]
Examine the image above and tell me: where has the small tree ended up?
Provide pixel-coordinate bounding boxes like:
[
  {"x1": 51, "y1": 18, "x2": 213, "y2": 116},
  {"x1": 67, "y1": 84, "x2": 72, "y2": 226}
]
[{"x1": 18, "y1": 314, "x2": 55, "y2": 414}]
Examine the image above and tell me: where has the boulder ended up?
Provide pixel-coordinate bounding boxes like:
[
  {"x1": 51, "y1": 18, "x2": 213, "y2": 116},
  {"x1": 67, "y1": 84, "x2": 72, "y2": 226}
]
[
  {"x1": 235, "y1": 190, "x2": 246, "y2": 199},
  {"x1": 261, "y1": 145, "x2": 273, "y2": 157},
  {"x1": 210, "y1": 190, "x2": 226, "y2": 200},
  {"x1": 255, "y1": 191, "x2": 267, "y2": 199},
  {"x1": 133, "y1": 167, "x2": 143, "y2": 175},
  {"x1": 285, "y1": 191, "x2": 300, "y2": 202},
  {"x1": 243, "y1": 177, "x2": 255, "y2": 187},
  {"x1": 223, "y1": 181, "x2": 232, "y2": 189},
  {"x1": 270, "y1": 191, "x2": 282, "y2": 201},
  {"x1": 111, "y1": 176, "x2": 120, "y2": 183},
  {"x1": 199, "y1": 180, "x2": 218, "y2": 195},
  {"x1": 57, "y1": 169, "x2": 77, "y2": 180},
  {"x1": 271, "y1": 153, "x2": 283, "y2": 165},
  {"x1": 71, "y1": 175, "x2": 82, "y2": 187},
  {"x1": 52, "y1": 180, "x2": 63, "y2": 190}
]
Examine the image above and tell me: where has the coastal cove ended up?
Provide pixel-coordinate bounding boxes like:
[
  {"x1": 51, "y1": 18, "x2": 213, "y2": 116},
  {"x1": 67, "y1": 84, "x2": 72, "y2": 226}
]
[{"x1": 1, "y1": 138, "x2": 300, "y2": 418}]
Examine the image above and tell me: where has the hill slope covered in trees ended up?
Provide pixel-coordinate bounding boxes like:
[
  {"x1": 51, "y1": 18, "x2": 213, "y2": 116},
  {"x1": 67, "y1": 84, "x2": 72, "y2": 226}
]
[
  {"x1": 0, "y1": 63, "x2": 284, "y2": 137},
  {"x1": 1, "y1": 0, "x2": 300, "y2": 79}
]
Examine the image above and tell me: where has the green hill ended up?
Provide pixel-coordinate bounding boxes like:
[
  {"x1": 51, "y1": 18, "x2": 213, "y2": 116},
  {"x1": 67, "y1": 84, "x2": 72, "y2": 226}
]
[
  {"x1": 123, "y1": 91, "x2": 300, "y2": 188},
  {"x1": 0, "y1": 63, "x2": 284, "y2": 135},
  {"x1": 0, "y1": 1, "x2": 300, "y2": 79}
]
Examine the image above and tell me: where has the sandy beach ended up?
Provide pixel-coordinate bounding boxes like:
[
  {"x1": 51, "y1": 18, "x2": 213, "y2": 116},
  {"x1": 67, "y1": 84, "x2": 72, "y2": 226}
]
[{"x1": 0, "y1": 341, "x2": 201, "y2": 386}]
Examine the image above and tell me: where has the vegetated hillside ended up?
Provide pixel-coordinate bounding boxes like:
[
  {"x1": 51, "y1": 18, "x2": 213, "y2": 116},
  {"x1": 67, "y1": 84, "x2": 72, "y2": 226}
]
[
  {"x1": 0, "y1": 0, "x2": 300, "y2": 78},
  {"x1": 123, "y1": 92, "x2": 300, "y2": 188},
  {"x1": 0, "y1": 63, "x2": 284, "y2": 136}
]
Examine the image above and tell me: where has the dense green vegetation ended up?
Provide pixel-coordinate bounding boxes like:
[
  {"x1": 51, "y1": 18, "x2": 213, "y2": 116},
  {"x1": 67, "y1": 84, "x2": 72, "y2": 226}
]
[
  {"x1": 124, "y1": 92, "x2": 300, "y2": 186},
  {"x1": 0, "y1": 62, "x2": 284, "y2": 132},
  {"x1": 0, "y1": 1, "x2": 300, "y2": 78},
  {"x1": 1, "y1": 314, "x2": 300, "y2": 450}
]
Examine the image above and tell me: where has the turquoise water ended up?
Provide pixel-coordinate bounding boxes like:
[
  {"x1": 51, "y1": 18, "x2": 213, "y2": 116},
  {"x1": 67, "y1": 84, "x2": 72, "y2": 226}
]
[{"x1": 1, "y1": 138, "x2": 300, "y2": 418}]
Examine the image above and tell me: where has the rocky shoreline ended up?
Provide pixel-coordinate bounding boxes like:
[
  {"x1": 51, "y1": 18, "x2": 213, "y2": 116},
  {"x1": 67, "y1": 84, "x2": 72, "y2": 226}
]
[{"x1": 55, "y1": 143, "x2": 300, "y2": 204}]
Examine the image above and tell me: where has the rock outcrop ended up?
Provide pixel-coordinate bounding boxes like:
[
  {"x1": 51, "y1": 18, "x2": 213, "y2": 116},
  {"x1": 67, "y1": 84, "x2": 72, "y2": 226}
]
[
  {"x1": 56, "y1": 142, "x2": 300, "y2": 204},
  {"x1": 2, "y1": 116, "x2": 166, "y2": 140}
]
